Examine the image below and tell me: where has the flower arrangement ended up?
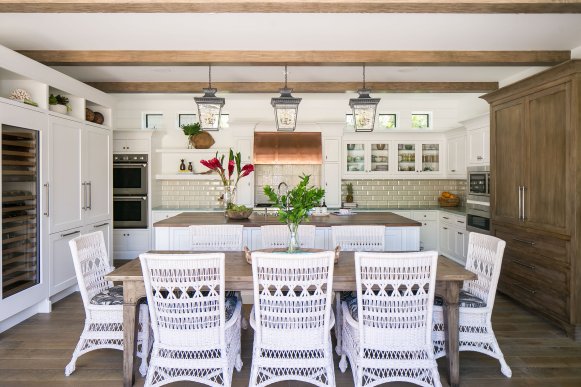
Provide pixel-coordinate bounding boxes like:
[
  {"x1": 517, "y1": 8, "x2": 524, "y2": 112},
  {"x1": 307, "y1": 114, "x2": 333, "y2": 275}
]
[
  {"x1": 263, "y1": 174, "x2": 325, "y2": 252},
  {"x1": 200, "y1": 149, "x2": 254, "y2": 211}
]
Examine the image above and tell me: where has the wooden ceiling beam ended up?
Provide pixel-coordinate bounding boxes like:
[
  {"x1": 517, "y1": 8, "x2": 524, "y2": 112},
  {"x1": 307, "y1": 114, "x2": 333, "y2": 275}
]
[
  {"x1": 19, "y1": 50, "x2": 571, "y2": 67},
  {"x1": 1, "y1": 0, "x2": 580, "y2": 13},
  {"x1": 87, "y1": 81, "x2": 499, "y2": 93}
]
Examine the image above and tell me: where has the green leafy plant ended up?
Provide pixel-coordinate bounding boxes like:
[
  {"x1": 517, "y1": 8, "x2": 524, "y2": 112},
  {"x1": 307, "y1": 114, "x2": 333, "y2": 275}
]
[
  {"x1": 49, "y1": 94, "x2": 72, "y2": 112},
  {"x1": 263, "y1": 174, "x2": 325, "y2": 226},
  {"x1": 346, "y1": 182, "x2": 354, "y2": 203},
  {"x1": 181, "y1": 122, "x2": 202, "y2": 137}
]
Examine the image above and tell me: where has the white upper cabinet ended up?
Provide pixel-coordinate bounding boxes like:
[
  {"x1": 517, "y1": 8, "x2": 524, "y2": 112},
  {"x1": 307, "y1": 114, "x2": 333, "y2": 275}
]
[
  {"x1": 323, "y1": 162, "x2": 341, "y2": 207},
  {"x1": 323, "y1": 137, "x2": 340, "y2": 163},
  {"x1": 394, "y1": 141, "x2": 444, "y2": 178},
  {"x1": 446, "y1": 130, "x2": 467, "y2": 178},
  {"x1": 343, "y1": 140, "x2": 391, "y2": 178},
  {"x1": 462, "y1": 114, "x2": 490, "y2": 167}
]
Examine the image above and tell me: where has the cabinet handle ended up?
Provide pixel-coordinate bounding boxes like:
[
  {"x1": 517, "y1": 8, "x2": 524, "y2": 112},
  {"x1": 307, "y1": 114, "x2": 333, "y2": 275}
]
[
  {"x1": 451, "y1": 169, "x2": 456, "y2": 172},
  {"x1": 443, "y1": 227, "x2": 448, "y2": 230},
  {"x1": 61, "y1": 230, "x2": 81, "y2": 238},
  {"x1": 82, "y1": 182, "x2": 87, "y2": 210},
  {"x1": 87, "y1": 181, "x2": 92, "y2": 210},
  {"x1": 477, "y1": 156, "x2": 483, "y2": 160},
  {"x1": 513, "y1": 259, "x2": 536, "y2": 270},
  {"x1": 457, "y1": 220, "x2": 465, "y2": 224},
  {"x1": 93, "y1": 222, "x2": 109, "y2": 228},
  {"x1": 512, "y1": 237, "x2": 536, "y2": 246},
  {"x1": 522, "y1": 186, "x2": 527, "y2": 220},
  {"x1": 458, "y1": 231, "x2": 463, "y2": 235},
  {"x1": 518, "y1": 186, "x2": 522, "y2": 220},
  {"x1": 43, "y1": 183, "x2": 49, "y2": 217},
  {"x1": 513, "y1": 282, "x2": 536, "y2": 295},
  {"x1": 443, "y1": 216, "x2": 449, "y2": 220}
]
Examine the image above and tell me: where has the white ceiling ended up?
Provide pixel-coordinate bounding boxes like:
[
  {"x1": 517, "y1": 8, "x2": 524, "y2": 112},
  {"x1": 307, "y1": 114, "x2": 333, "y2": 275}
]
[{"x1": 0, "y1": 13, "x2": 580, "y2": 84}]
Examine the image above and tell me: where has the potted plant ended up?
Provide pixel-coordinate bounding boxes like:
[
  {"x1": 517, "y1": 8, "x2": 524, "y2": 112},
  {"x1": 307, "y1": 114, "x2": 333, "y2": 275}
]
[
  {"x1": 181, "y1": 122, "x2": 215, "y2": 149},
  {"x1": 263, "y1": 175, "x2": 325, "y2": 253},
  {"x1": 345, "y1": 182, "x2": 354, "y2": 203},
  {"x1": 49, "y1": 94, "x2": 72, "y2": 114}
]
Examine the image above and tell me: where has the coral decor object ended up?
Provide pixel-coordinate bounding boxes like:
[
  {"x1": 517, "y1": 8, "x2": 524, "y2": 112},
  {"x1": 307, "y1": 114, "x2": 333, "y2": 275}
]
[{"x1": 9, "y1": 88, "x2": 38, "y2": 106}]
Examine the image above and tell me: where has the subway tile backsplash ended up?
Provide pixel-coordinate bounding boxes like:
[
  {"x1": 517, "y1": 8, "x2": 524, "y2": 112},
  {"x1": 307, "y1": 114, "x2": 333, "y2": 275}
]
[
  {"x1": 341, "y1": 179, "x2": 466, "y2": 208},
  {"x1": 158, "y1": 175, "x2": 466, "y2": 208}
]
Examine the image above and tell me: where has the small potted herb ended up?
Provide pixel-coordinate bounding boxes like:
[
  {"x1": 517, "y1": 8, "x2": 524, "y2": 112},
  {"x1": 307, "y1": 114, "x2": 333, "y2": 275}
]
[
  {"x1": 345, "y1": 183, "x2": 354, "y2": 203},
  {"x1": 181, "y1": 122, "x2": 214, "y2": 149},
  {"x1": 49, "y1": 94, "x2": 72, "y2": 115}
]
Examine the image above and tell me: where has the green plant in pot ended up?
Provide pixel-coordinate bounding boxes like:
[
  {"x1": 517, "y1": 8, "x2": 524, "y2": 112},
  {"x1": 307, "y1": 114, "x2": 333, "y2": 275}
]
[
  {"x1": 263, "y1": 174, "x2": 325, "y2": 253},
  {"x1": 182, "y1": 122, "x2": 215, "y2": 149},
  {"x1": 48, "y1": 94, "x2": 72, "y2": 114},
  {"x1": 346, "y1": 182, "x2": 354, "y2": 203}
]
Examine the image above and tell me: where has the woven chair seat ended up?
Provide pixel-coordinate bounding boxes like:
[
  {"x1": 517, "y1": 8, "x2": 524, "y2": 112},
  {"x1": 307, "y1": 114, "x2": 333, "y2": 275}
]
[
  {"x1": 90, "y1": 285, "x2": 124, "y2": 305},
  {"x1": 434, "y1": 290, "x2": 486, "y2": 308}
]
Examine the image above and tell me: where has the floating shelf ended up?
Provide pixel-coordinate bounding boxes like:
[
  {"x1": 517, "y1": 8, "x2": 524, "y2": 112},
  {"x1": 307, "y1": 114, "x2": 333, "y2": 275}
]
[
  {"x1": 155, "y1": 148, "x2": 228, "y2": 154},
  {"x1": 155, "y1": 174, "x2": 221, "y2": 181}
]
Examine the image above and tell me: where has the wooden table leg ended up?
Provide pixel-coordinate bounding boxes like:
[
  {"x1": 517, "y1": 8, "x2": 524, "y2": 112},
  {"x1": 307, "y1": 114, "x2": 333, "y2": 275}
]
[
  {"x1": 335, "y1": 291, "x2": 342, "y2": 356},
  {"x1": 123, "y1": 281, "x2": 142, "y2": 387},
  {"x1": 442, "y1": 280, "x2": 461, "y2": 387}
]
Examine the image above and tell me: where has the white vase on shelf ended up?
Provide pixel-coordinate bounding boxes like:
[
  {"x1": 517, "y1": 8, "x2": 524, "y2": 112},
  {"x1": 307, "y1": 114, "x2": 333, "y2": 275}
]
[{"x1": 49, "y1": 104, "x2": 68, "y2": 115}]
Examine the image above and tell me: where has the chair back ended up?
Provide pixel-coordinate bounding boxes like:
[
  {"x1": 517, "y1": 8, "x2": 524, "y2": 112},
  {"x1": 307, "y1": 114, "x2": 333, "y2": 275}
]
[
  {"x1": 251, "y1": 251, "x2": 335, "y2": 351},
  {"x1": 331, "y1": 225, "x2": 385, "y2": 251},
  {"x1": 189, "y1": 225, "x2": 244, "y2": 251},
  {"x1": 354, "y1": 251, "x2": 438, "y2": 353},
  {"x1": 260, "y1": 225, "x2": 316, "y2": 249},
  {"x1": 68, "y1": 231, "x2": 112, "y2": 309},
  {"x1": 463, "y1": 232, "x2": 507, "y2": 310},
  {"x1": 139, "y1": 253, "x2": 226, "y2": 350}
]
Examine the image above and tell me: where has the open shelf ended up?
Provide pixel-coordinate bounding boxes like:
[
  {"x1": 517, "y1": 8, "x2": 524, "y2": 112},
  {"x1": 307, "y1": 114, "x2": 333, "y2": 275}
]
[{"x1": 155, "y1": 174, "x2": 220, "y2": 181}]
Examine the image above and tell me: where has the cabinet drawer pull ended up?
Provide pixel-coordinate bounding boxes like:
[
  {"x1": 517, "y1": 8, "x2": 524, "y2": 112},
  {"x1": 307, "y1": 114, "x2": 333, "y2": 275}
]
[
  {"x1": 61, "y1": 230, "x2": 81, "y2": 238},
  {"x1": 513, "y1": 237, "x2": 536, "y2": 246},
  {"x1": 513, "y1": 259, "x2": 536, "y2": 270},
  {"x1": 443, "y1": 227, "x2": 448, "y2": 230},
  {"x1": 443, "y1": 216, "x2": 449, "y2": 220},
  {"x1": 513, "y1": 282, "x2": 536, "y2": 295},
  {"x1": 93, "y1": 222, "x2": 109, "y2": 228},
  {"x1": 477, "y1": 156, "x2": 483, "y2": 160},
  {"x1": 457, "y1": 231, "x2": 463, "y2": 235},
  {"x1": 43, "y1": 183, "x2": 49, "y2": 217}
]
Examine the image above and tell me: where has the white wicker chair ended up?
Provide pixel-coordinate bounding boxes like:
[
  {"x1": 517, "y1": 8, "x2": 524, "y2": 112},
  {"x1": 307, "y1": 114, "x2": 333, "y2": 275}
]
[
  {"x1": 432, "y1": 232, "x2": 511, "y2": 377},
  {"x1": 331, "y1": 226, "x2": 385, "y2": 252},
  {"x1": 189, "y1": 225, "x2": 244, "y2": 251},
  {"x1": 331, "y1": 225, "x2": 385, "y2": 356},
  {"x1": 339, "y1": 251, "x2": 441, "y2": 387},
  {"x1": 260, "y1": 224, "x2": 316, "y2": 249},
  {"x1": 249, "y1": 251, "x2": 336, "y2": 387},
  {"x1": 65, "y1": 231, "x2": 150, "y2": 376},
  {"x1": 139, "y1": 252, "x2": 243, "y2": 387}
]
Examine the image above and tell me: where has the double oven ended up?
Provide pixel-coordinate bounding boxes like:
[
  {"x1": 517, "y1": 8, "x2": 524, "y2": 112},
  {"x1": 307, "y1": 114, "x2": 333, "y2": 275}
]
[
  {"x1": 466, "y1": 166, "x2": 491, "y2": 234},
  {"x1": 113, "y1": 154, "x2": 148, "y2": 228}
]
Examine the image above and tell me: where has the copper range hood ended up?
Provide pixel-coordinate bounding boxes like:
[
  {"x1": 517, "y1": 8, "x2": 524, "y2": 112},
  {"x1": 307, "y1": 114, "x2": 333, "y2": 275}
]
[{"x1": 253, "y1": 132, "x2": 322, "y2": 164}]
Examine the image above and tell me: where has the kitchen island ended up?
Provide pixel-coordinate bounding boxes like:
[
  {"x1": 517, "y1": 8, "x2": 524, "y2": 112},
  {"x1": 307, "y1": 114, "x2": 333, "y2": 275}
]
[{"x1": 153, "y1": 211, "x2": 421, "y2": 251}]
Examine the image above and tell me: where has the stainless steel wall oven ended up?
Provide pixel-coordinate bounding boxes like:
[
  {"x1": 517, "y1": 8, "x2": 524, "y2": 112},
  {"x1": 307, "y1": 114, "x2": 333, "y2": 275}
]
[{"x1": 113, "y1": 154, "x2": 148, "y2": 228}]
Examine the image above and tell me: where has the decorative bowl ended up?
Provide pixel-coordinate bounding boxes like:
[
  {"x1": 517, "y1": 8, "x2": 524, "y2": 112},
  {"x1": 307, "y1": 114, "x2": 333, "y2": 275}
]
[{"x1": 226, "y1": 209, "x2": 253, "y2": 219}]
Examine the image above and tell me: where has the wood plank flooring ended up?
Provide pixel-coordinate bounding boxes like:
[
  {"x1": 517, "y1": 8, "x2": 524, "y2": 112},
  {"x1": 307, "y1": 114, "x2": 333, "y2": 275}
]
[{"x1": 1, "y1": 293, "x2": 581, "y2": 386}]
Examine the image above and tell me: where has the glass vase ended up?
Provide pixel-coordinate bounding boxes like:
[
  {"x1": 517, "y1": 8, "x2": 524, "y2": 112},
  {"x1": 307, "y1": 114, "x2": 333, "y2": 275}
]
[
  {"x1": 223, "y1": 185, "x2": 237, "y2": 211},
  {"x1": 287, "y1": 222, "x2": 301, "y2": 253}
]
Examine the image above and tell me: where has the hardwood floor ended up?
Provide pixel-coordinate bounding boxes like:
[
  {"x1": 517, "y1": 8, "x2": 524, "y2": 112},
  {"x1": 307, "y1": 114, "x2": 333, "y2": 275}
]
[{"x1": 1, "y1": 293, "x2": 581, "y2": 386}]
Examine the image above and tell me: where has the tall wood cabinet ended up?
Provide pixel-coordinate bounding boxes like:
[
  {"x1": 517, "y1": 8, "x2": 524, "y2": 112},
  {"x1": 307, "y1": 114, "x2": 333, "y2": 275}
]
[{"x1": 483, "y1": 61, "x2": 580, "y2": 339}]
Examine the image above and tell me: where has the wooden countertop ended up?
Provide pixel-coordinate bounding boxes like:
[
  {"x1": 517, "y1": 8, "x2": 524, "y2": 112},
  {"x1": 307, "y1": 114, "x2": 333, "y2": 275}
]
[{"x1": 153, "y1": 211, "x2": 421, "y2": 228}]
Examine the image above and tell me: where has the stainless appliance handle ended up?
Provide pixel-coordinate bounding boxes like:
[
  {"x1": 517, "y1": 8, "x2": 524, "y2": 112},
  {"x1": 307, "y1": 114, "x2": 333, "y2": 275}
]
[
  {"x1": 518, "y1": 186, "x2": 522, "y2": 220},
  {"x1": 82, "y1": 182, "x2": 87, "y2": 210},
  {"x1": 87, "y1": 181, "x2": 92, "y2": 210},
  {"x1": 513, "y1": 282, "x2": 536, "y2": 295},
  {"x1": 114, "y1": 196, "x2": 147, "y2": 200},
  {"x1": 93, "y1": 222, "x2": 109, "y2": 228},
  {"x1": 43, "y1": 183, "x2": 49, "y2": 217},
  {"x1": 522, "y1": 185, "x2": 527, "y2": 220},
  {"x1": 113, "y1": 163, "x2": 147, "y2": 168},
  {"x1": 61, "y1": 230, "x2": 81, "y2": 238}
]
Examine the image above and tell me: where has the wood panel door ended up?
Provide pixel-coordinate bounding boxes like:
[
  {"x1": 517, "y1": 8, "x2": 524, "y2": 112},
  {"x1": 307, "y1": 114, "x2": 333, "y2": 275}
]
[
  {"x1": 524, "y1": 83, "x2": 571, "y2": 235},
  {"x1": 491, "y1": 99, "x2": 526, "y2": 226}
]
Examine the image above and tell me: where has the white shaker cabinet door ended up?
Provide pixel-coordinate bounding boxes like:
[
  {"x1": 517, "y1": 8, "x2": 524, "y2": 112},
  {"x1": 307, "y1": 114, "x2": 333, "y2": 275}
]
[
  {"x1": 48, "y1": 117, "x2": 84, "y2": 234},
  {"x1": 84, "y1": 125, "x2": 112, "y2": 224},
  {"x1": 49, "y1": 228, "x2": 82, "y2": 296},
  {"x1": 323, "y1": 163, "x2": 341, "y2": 208}
]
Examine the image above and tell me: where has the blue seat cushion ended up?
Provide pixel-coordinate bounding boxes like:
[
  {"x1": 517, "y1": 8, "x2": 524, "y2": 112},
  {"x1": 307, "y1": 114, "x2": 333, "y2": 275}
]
[
  {"x1": 434, "y1": 290, "x2": 486, "y2": 308},
  {"x1": 90, "y1": 285, "x2": 124, "y2": 305},
  {"x1": 225, "y1": 292, "x2": 238, "y2": 322}
]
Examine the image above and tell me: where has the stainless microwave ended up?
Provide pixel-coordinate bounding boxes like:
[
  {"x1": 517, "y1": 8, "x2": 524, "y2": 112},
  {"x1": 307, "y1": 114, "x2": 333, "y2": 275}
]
[{"x1": 467, "y1": 166, "x2": 490, "y2": 203}]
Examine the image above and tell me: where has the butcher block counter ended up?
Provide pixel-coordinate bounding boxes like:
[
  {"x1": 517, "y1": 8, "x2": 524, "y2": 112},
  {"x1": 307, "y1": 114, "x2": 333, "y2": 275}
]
[
  {"x1": 153, "y1": 211, "x2": 421, "y2": 228},
  {"x1": 154, "y1": 212, "x2": 421, "y2": 252}
]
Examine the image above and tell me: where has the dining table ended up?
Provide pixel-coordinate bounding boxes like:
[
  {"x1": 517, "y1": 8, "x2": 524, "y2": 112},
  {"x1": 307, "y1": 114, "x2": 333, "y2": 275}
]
[{"x1": 106, "y1": 251, "x2": 477, "y2": 387}]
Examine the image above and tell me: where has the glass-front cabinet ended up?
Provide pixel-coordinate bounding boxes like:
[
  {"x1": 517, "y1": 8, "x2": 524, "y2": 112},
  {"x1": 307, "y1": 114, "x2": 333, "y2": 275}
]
[
  {"x1": 343, "y1": 141, "x2": 390, "y2": 177},
  {"x1": 394, "y1": 141, "x2": 442, "y2": 176}
]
